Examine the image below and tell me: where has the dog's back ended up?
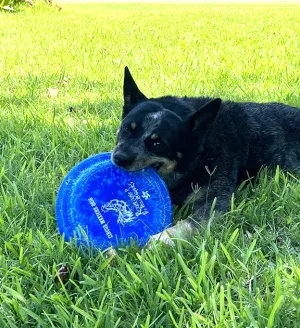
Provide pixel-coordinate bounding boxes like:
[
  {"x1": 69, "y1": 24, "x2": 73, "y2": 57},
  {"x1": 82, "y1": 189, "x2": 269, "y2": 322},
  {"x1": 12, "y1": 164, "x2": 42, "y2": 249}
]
[
  {"x1": 206, "y1": 100, "x2": 300, "y2": 174},
  {"x1": 242, "y1": 102, "x2": 300, "y2": 171}
]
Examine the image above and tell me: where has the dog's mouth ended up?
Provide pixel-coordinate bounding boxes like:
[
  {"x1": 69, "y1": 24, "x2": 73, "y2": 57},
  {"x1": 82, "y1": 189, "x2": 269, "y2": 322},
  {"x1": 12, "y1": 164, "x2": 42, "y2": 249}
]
[
  {"x1": 151, "y1": 162, "x2": 163, "y2": 170},
  {"x1": 112, "y1": 150, "x2": 175, "y2": 178}
]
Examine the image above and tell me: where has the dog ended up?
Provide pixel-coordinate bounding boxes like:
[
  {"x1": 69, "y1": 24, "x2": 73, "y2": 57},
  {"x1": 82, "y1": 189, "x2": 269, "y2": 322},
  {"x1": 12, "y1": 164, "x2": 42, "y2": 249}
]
[{"x1": 112, "y1": 67, "x2": 300, "y2": 246}]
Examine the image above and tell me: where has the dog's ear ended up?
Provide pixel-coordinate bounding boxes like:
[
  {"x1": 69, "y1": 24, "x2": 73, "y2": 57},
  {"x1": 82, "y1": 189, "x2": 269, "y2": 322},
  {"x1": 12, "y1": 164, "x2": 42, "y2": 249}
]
[
  {"x1": 123, "y1": 67, "x2": 147, "y2": 113},
  {"x1": 186, "y1": 98, "x2": 222, "y2": 134}
]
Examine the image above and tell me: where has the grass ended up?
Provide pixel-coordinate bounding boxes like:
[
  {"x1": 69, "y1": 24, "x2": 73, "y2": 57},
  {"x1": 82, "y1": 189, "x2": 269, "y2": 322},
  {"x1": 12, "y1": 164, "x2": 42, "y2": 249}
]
[{"x1": 1, "y1": 2, "x2": 300, "y2": 327}]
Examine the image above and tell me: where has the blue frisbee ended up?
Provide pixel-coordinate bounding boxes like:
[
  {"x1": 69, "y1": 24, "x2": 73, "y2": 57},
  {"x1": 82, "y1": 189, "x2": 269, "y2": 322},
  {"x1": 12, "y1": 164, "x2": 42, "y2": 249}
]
[{"x1": 55, "y1": 152, "x2": 172, "y2": 249}]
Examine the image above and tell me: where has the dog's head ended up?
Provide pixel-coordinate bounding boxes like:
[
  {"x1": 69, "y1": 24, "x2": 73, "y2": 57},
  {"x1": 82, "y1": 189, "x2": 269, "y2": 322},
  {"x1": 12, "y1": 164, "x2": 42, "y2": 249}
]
[{"x1": 112, "y1": 67, "x2": 221, "y2": 179}]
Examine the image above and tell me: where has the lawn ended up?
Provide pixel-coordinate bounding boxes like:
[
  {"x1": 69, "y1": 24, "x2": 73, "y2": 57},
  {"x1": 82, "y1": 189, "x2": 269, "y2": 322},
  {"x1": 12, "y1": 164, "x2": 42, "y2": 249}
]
[{"x1": 0, "y1": 2, "x2": 300, "y2": 327}]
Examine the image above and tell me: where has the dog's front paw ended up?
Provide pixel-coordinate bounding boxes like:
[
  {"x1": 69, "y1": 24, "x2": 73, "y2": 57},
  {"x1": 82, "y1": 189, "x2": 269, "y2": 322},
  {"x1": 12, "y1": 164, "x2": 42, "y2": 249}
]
[
  {"x1": 146, "y1": 220, "x2": 197, "y2": 249},
  {"x1": 146, "y1": 230, "x2": 175, "y2": 249}
]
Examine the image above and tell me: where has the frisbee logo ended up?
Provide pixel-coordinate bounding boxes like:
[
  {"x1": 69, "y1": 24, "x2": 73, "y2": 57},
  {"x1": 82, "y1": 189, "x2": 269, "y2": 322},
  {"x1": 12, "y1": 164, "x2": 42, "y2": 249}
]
[
  {"x1": 101, "y1": 199, "x2": 135, "y2": 226},
  {"x1": 124, "y1": 181, "x2": 149, "y2": 217},
  {"x1": 100, "y1": 181, "x2": 150, "y2": 226}
]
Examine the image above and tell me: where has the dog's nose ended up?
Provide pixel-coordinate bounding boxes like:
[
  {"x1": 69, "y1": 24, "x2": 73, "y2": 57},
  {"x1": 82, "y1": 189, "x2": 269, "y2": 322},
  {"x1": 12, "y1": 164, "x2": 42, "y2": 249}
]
[{"x1": 113, "y1": 152, "x2": 133, "y2": 168}]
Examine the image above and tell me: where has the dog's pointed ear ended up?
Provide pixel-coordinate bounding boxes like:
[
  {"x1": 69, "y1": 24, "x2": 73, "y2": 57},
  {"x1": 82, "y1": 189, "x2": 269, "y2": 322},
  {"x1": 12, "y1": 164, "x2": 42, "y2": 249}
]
[
  {"x1": 123, "y1": 67, "x2": 147, "y2": 108},
  {"x1": 186, "y1": 98, "x2": 222, "y2": 134}
]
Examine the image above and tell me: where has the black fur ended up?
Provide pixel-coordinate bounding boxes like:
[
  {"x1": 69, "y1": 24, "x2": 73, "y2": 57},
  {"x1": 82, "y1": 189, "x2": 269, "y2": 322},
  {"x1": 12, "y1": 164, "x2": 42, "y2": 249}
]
[{"x1": 112, "y1": 67, "x2": 300, "y2": 238}]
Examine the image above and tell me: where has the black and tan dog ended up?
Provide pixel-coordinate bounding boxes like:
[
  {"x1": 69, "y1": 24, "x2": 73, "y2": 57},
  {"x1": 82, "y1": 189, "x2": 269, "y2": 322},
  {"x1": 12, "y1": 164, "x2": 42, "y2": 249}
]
[{"x1": 112, "y1": 67, "x2": 300, "y2": 246}]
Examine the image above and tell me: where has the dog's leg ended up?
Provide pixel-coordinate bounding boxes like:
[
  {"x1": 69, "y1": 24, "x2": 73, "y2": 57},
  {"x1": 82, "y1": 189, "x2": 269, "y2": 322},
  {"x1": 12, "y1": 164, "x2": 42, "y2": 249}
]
[
  {"x1": 147, "y1": 167, "x2": 237, "y2": 248},
  {"x1": 146, "y1": 196, "x2": 225, "y2": 248}
]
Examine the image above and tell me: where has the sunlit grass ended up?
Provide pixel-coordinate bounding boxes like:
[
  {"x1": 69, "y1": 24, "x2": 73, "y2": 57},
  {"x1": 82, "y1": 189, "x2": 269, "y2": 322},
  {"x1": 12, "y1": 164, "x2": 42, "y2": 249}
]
[{"x1": 0, "y1": 2, "x2": 300, "y2": 327}]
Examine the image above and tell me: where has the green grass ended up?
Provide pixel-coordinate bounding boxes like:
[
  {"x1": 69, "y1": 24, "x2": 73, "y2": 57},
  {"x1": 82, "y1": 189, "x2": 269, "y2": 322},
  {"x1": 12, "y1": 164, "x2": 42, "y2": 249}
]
[{"x1": 1, "y1": 2, "x2": 300, "y2": 327}]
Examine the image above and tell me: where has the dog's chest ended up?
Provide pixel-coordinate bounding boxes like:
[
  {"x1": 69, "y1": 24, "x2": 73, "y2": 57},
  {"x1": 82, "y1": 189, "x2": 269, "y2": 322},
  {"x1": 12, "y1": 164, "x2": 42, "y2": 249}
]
[{"x1": 162, "y1": 168, "x2": 207, "y2": 206}]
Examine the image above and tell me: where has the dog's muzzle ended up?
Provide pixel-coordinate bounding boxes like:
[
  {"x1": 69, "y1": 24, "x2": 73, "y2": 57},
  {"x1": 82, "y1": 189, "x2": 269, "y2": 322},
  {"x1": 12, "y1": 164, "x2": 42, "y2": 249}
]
[{"x1": 112, "y1": 151, "x2": 134, "y2": 169}]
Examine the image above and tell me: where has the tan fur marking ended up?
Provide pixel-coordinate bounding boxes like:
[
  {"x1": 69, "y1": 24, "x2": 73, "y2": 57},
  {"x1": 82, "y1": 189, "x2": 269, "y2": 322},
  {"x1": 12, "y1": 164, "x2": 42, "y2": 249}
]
[
  {"x1": 130, "y1": 122, "x2": 136, "y2": 130},
  {"x1": 151, "y1": 133, "x2": 160, "y2": 140},
  {"x1": 177, "y1": 152, "x2": 183, "y2": 159},
  {"x1": 125, "y1": 95, "x2": 131, "y2": 104},
  {"x1": 158, "y1": 160, "x2": 177, "y2": 178}
]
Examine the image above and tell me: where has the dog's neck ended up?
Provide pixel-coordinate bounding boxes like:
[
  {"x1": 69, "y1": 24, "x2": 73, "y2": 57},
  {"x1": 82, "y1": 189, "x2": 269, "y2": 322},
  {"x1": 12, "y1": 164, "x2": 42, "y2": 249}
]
[
  {"x1": 161, "y1": 148, "x2": 208, "y2": 189},
  {"x1": 161, "y1": 171, "x2": 185, "y2": 189}
]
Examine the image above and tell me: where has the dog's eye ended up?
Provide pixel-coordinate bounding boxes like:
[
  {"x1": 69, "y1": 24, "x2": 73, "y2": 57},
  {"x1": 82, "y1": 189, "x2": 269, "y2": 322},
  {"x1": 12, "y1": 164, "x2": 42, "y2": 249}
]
[
  {"x1": 151, "y1": 136, "x2": 163, "y2": 148},
  {"x1": 145, "y1": 136, "x2": 165, "y2": 154},
  {"x1": 150, "y1": 133, "x2": 162, "y2": 147},
  {"x1": 152, "y1": 140, "x2": 161, "y2": 147},
  {"x1": 123, "y1": 123, "x2": 136, "y2": 135}
]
